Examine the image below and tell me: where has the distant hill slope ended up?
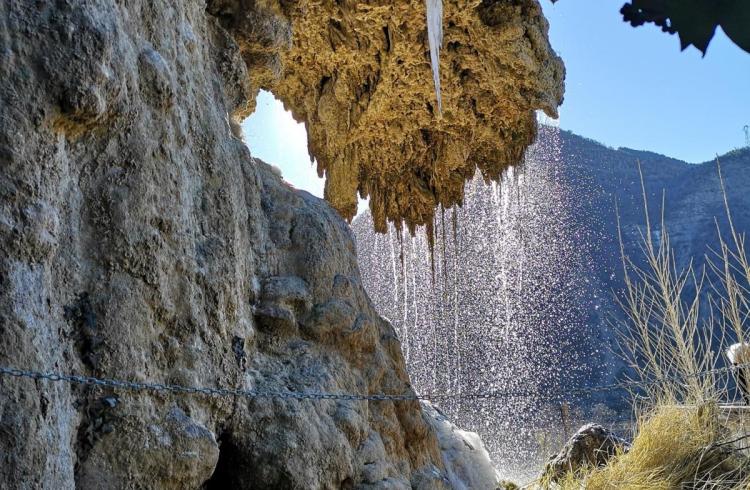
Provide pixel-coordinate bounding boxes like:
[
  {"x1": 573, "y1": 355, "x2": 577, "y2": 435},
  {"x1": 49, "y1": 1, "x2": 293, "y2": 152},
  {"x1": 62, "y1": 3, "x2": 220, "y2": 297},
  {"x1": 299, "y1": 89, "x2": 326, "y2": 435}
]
[
  {"x1": 559, "y1": 130, "x2": 750, "y2": 373},
  {"x1": 560, "y1": 130, "x2": 750, "y2": 276},
  {"x1": 558, "y1": 133, "x2": 750, "y2": 380}
]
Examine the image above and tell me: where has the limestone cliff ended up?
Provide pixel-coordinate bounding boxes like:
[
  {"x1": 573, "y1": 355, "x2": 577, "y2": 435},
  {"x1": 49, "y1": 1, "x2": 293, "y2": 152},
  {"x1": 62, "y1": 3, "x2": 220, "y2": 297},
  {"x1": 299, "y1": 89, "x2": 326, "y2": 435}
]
[
  {"x1": 0, "y1": 1, "x2": 560, "y2": 488},
  {"x1": 1, "y1": 2, "x2": 440, "y2": 488},
  {"x1": 209, "y1": 0, "x2": 564, "y2": 231}
]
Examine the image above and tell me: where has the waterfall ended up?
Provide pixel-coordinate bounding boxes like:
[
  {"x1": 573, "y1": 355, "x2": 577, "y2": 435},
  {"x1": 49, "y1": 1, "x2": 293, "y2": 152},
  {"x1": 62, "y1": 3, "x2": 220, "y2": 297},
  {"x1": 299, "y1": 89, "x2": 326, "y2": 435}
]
[
  {"x1": 353, "y1": 125, "x2": 613, "y2": 481},
  {"x1": 426, "y1": 0, "x2": 443, "y2": 114}
]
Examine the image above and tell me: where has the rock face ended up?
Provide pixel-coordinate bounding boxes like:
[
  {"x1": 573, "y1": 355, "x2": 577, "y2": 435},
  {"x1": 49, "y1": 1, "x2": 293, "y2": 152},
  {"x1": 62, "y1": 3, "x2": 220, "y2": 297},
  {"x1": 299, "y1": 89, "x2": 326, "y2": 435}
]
[
  {"x1": 0, "y1": 0, "x2": 563, "y2": 488},
  {"x1": 209, "y1": 0, "x2": 564, "y2": 231},
  {"x1": 0, "y1": 2, "x2": 450, "y2": 488},
  {"x1": 543, "y1": 423, "x2": 629, "y2": 483}
]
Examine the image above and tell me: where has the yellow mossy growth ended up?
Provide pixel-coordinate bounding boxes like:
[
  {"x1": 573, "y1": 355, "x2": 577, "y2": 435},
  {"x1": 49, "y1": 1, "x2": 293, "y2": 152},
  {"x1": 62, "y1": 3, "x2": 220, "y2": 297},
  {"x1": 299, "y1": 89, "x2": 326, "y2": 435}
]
[
  {"x1": 208, "y1": 0, "x2": 565, "y2": 231},
  {"x1": 273, "y1": 1, "x2": 564, "y2": 231}
]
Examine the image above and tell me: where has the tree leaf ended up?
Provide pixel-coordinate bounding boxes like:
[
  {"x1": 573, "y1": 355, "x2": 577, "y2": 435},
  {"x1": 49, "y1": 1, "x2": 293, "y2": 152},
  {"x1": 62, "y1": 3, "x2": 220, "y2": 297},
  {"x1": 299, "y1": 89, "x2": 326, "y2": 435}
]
[{"x1": 618, "y1": 0, "x2": 750, "y2": 55}]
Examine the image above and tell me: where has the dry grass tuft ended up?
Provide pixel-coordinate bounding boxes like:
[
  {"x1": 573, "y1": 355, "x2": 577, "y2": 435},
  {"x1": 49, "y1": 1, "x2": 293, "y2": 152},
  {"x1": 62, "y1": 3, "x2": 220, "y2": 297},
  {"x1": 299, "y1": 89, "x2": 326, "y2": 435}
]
[{"x1": 564, "y1": 404, "x2": 750, "y2": 489}]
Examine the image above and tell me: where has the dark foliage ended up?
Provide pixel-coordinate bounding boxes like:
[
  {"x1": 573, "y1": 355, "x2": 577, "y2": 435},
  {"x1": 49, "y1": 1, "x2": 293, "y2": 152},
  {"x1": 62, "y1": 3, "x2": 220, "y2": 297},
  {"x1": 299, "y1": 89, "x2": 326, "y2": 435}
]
[{"x1": 553, "y1": 0, "x2": 750, "y2": 55}]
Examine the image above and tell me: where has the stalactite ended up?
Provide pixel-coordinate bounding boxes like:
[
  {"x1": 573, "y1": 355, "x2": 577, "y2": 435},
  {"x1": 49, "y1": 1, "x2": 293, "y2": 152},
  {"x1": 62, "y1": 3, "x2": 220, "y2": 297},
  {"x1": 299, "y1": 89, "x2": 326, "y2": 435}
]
[
  {"x1": 427, "y1": 215, "x2": 436, "y2": 283},
  {"x1": 425, "y1": 0, "x2": 444, "y2": 114}
]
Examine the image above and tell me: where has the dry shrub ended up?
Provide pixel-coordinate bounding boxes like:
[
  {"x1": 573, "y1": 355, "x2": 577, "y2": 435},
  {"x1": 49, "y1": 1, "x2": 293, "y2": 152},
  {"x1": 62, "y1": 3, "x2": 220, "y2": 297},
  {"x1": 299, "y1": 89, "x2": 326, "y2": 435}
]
[
  {"x1": 569, "y1": 404, "x2": 749, "y2": 489},
  {"x1": 547, "y1": 161, "x2": 750, "y2": 489},
  {"x1": 615, "y1": 163, "x2": 719, "y2": 405}
]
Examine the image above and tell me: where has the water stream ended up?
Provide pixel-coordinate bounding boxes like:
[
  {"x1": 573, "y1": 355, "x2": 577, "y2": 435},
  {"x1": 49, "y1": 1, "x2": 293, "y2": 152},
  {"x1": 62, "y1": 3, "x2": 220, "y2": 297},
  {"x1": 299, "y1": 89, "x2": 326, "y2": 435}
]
[{"x1": 352, "y1": 125, "x2": 616, "y2": 481}]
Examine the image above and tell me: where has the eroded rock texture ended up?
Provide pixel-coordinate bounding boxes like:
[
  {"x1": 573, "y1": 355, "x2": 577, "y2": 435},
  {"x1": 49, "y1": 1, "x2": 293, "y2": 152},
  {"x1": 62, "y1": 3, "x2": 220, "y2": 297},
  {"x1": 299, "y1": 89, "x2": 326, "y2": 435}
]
[
  {"x1": 0, "y1": 0, "x2": 563, "y2": 487},
  {"x1": 543, "y1": 423, "x2": 630, "y2": 483},
  {"x1": 211, "y1": 0, "x2": 565, "y2": 231},
  {"x1": 0, "y1": 2, "x2": 457, "y2": 488}
]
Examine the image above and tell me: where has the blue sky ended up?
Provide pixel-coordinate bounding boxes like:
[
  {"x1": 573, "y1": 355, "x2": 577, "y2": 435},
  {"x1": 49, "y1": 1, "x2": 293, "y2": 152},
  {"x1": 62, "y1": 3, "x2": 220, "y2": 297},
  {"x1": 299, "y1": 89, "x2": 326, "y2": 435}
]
[
  {"x1": 243, "y1": 0, "x2": 750, "y2": 197},
  {"x1": 242, "y1": 92, "x2": 324, "y2": 197},
  {"x1": 543, "y1": 0, "x2": 749, "y2": 163}
]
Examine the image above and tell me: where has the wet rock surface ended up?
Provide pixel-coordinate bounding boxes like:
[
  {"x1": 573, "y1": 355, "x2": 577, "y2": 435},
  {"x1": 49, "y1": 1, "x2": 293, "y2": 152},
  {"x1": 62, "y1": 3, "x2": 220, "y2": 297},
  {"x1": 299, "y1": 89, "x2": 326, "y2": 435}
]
[
  {"x1": 543, "y1": 423, "x2": 630, "y2": 483},
  {"x1": 422, "y1": 402, "x2": 500, "y2": 490}
]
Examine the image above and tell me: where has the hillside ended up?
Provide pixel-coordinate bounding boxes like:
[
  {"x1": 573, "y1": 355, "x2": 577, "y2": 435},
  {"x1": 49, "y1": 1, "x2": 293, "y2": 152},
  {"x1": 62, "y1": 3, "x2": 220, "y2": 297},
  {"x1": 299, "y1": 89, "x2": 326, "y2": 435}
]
[{"x1": 561, "y1": 130, "x2": 750, "y2": 276}]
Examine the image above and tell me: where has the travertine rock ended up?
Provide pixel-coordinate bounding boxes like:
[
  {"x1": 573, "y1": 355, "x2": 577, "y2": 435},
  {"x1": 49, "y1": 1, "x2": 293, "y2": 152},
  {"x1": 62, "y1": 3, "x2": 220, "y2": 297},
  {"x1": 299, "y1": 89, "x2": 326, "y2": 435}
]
[
  {"x1": 0, "y1": 2, "x2": 449, "y2": 488},
  {"x1": 0, "y1": 0, "x2": 560, "y2": 487},
  {"x1": 422, "y1": 402, "x2": 500, "y2": 490},
  {"x1": 212, "y1": 0, "x2": 565, "y2": 231}
]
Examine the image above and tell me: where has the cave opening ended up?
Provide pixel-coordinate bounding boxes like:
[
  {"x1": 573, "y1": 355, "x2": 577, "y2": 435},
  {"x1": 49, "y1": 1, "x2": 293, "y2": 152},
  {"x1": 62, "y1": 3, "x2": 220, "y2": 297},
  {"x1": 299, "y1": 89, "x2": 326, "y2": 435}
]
[
  {"x1": 204, "y1": 433, "x2": 241, "y2": 489},
  {"x1": 241, "y1": 90, "x2": 324, "y2": 198},
  {"x1": 242, "y1": 90, "x2": 369, "y2": 217}
]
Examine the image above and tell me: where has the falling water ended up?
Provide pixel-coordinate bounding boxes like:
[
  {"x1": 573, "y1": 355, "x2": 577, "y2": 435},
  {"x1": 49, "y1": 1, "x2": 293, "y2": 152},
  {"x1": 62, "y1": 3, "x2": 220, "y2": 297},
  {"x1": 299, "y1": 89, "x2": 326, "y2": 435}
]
[{"x1": 353, "y1": 125, "x2": 618, "y2": 482}]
